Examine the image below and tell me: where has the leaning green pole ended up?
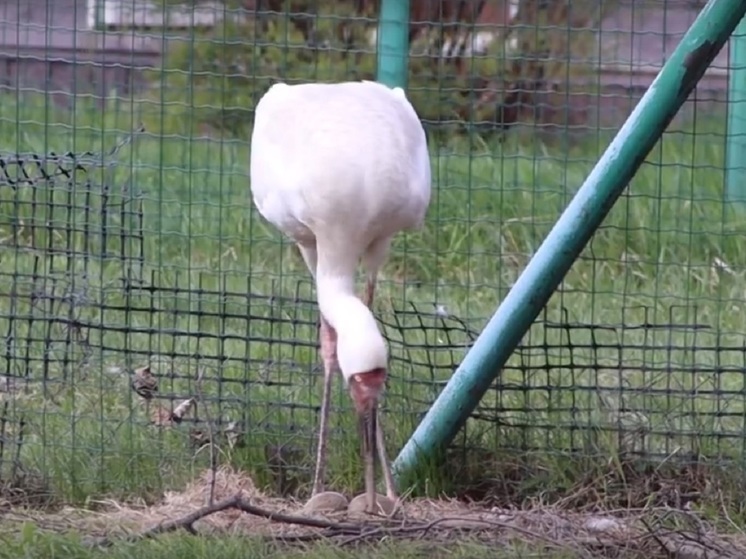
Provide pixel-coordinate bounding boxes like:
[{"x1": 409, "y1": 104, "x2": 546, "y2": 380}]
[
  {"x1": 727, "y1": 15, "x2": 746, "y2": 201},
  {"x1": 392, "y1": 0, "x2": 746, "y2": 484},
  {"x1": 376, "y1": 0, "x2": 410, "y2": 89}
]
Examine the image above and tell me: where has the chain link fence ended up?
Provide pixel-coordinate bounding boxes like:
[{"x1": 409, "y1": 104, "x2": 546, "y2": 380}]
[{"x1": 0, "y1": 0, "x2": 742, "y2": 510}]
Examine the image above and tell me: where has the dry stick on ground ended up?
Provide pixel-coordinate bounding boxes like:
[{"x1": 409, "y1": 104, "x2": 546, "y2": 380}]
[
  {"x1": 90, "y1": 494, "x2": 596, "y2": 555},
  {"x1": 334, "y1": 515, "x2": 584, "y2": 555},
  {"x1": 91, "y1": 494, "x2": 364, "y2": 547},
  {"x1": 70, "y1": 496, "x2": 746, "y2": 556},
  {"x1": 640, "y1": 513, "x2": 746, "y2": 559},
  {"x1": 641, "y1": 517, "x2": 676, "y2": 557}
]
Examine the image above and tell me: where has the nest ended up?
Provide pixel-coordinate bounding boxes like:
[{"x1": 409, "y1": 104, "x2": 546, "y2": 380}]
[{"x1": 3, "y1": 466, "x2": 746, "y2": 558}]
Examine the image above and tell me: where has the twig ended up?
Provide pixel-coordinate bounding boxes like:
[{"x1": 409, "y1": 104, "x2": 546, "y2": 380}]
[
  {"x1": 92, "y1": 492, "x2": 746, "y2": 559},
  {"x1": 677, "y1": 529, "x2": 738, "y2": 557},
  {"x1": 640, "y1": 516, "x2": 673, "y2": 557},
  {"x1": 417, "y1": 516, "x2": 596, "y2": 558},
  {"x1": 90, "y1": 494, "x2": 597, "y2": 558},
  {"x1": 232, "y1": 497, "x2": 360, "y2": 532},
  {"x1": 641, "y1": 515, "x2": 743, "y2": 559},
  {"x1": 91, "y1": 493, "x2": 361, "y2": 547}
]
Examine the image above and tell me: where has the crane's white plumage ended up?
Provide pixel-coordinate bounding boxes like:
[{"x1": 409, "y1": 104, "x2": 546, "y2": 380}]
[{"x1": 250, "y1": 79, "x2": 431, "y2": 513}]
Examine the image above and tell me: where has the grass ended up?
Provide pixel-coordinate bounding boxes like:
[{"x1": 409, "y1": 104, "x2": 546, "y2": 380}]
[
  {"x1": 1, "y1": 80, "x2": 746, "y2": 532},
  {"x1": 0, "y1": 529, "x2": 579, "y2": 559}
]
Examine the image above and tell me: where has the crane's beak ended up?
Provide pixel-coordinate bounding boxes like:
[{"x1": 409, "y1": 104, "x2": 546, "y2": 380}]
[
  {"x1": 349, "y1": 369, "x2": 387, "y2": 513},
  {"x1": 358, "y1": 405, "x2": 378, "y2": 512}
]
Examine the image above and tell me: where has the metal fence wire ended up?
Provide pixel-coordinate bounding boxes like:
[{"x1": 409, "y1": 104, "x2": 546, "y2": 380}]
[{"x1": 0, "y1": 0, "x2": 744, "y2": 505}]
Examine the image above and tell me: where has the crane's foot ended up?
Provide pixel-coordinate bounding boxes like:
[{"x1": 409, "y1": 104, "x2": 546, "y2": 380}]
[
  {"x1": 305, "y1": 317, "x2": 348, "y2": 515},
  {"x1": 304, "y1": 490, "x2": 349, "y2": 513}
]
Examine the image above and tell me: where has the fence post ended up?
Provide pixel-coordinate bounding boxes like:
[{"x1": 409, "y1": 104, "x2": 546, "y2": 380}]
[
  {"x1": 727, "y1": 16, "x2": 746, "y2": 201},
  {"x1": 392, "y1": 0, "x2": 746, "y2": 486},
  {"x1": 87, "y1": 0, "x2": 104, "y2": 30},
  {"x1": 376, "y1": 0, "x2": 410, "y2": 89}
]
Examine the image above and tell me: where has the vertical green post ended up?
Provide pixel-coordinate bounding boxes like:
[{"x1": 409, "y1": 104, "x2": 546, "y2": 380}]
[
  {"x1": 90, "y1": 0, "x2": 104, "y2": 30},
  {"x1": 727, "y1": 16, "x2": 746, "y2": 201},
  {"x1": 376, "y1": 0, "x2": 410, "y2": 89}
]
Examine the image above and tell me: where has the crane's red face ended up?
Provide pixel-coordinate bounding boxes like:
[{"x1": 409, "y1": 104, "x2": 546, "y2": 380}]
[{"x1": 348, "y1": 368, "x2": 387, "y2": 414}]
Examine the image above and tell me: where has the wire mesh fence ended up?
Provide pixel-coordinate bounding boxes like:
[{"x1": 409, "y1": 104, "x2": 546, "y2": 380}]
[{"x1": 0, "y1": 0, "x2": 742, "y2": 509}]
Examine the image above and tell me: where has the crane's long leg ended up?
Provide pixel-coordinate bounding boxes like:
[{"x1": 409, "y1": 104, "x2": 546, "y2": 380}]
[
  {"x1": 296, "y1": 242, "x2": 341, "y2": 499},
  {"x1": 375, "y1": 411, "x2": 397, "y2": 500},
  {"x1": 311, "y1": 315, "x2": 338, "y2": 496}
]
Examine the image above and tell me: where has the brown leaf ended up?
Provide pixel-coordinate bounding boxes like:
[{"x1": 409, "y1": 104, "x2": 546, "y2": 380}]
[
  {"x1": 171, "y1": 398, "x2": 195, "y2": 423},
  {"x1": 132, "y1": 365, "x2": 158, "y2": 400}
]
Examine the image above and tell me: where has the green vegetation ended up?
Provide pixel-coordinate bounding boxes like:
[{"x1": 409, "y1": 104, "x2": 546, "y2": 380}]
[
  {"x1": 0, "y1": 89, "x2": 742, "y2": 513},
  {"x1": 0, "y1": 529, "x2": 578, "y2": 559},
  {"x1": 146, "y1": 0, "x2": 608, "y2": 138},
  {"x1": 0, "y1": 3, "x2": 745, "y2": 555}
]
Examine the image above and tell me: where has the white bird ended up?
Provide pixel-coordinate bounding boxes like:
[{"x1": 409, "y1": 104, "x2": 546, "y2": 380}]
[{"x1": 249, "y1": 80, "x2": 431, "y2": 512}]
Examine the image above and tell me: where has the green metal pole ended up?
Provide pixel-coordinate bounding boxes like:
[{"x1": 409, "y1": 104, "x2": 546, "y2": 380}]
[
  {"x1": 727, "y1": 16, "x2": 746, "y2": 201},
  {"x1": 92, "y1": 0, "x2": 104, "y2": 30},
  {"x1": 376, "y1": 0, "x2": 410, "y2": 89},
  {"x1": 392, "y1": 0, "x2": 746, "y2": 485}
]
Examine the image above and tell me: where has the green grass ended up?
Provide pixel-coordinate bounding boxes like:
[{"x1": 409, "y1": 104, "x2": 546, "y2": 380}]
[
  {"x1": 0, "y1": 529, "x2": 579, "y2": 559},
  {"x1": 0, "y1": 86, "x2": 745, "y2": 524}
]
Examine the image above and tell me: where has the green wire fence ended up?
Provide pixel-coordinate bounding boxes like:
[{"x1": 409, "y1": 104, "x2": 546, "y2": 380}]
[{"x1": 0, "y1": 0, "x2": 744, "y2": 511}]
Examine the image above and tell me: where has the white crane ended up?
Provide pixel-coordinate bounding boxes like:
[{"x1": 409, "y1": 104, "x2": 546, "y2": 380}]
[{"x1": 249, "y1": 80, "x2": 431, "y2": 513}]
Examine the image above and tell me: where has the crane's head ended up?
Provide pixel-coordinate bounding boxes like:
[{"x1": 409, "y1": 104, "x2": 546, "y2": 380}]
[
  {"x1": 348, "y1": 367, "x2": 387, "y2": 416},
  {"x1": 337, "y1": 315, "x2": 389, "y2": 414}
]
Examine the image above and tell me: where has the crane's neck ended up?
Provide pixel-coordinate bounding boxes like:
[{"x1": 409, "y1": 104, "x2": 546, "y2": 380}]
[
  {"x1": 315, "y1": 273, "x2": 388, "y2": 381},
  {"x1": 316, "y1": 274, "x2": 372, "y2": 333}
]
